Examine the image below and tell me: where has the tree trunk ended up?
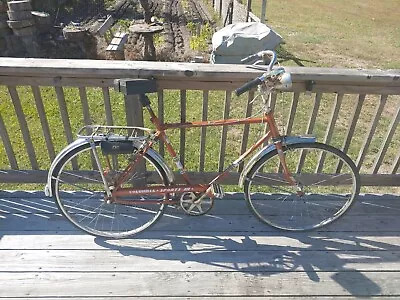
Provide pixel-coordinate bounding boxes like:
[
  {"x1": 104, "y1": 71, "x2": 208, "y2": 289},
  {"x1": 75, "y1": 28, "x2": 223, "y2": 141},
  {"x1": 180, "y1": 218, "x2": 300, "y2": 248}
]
[{"x1": 138, "y1": 0, "x2": 152, "y2": 23}]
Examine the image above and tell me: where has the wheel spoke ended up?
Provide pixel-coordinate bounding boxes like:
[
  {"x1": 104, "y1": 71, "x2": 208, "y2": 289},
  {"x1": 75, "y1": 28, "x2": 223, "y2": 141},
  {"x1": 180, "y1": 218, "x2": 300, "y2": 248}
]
[
  {"x1": 252, "y1": 173, "x2": 290, "y2": 185},
  {"x1": 309, "y1": 173, "x2": 352, "y2": 186},
  {"x1": 55, "y1": 171, "x2": 103, "y2": 183},
  {"x1": 245, "y1": 143, "x2": 359, "y2": 231},
  {"x1": 53, "y1": 142, "x2": 168, "y2": 238},
  {"x1": 54, "y1": 176, "x2": 103, "y2": 193}
]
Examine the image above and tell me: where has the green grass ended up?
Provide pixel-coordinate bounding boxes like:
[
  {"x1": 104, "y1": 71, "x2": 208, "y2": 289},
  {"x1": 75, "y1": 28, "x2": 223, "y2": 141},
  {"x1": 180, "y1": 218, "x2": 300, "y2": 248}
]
[
  {"x1": 0, "y1": 84, "x2": 399, "y2": 193},
  {"x1": 251, "y1": 0, "x2": 400, "y2": 69}
]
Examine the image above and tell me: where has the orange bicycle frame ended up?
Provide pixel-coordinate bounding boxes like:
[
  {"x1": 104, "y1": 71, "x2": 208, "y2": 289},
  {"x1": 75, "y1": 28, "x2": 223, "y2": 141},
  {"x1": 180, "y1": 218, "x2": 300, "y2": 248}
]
[{"x1": 111, "y1": 103, "x2": 295, "y2": 202}]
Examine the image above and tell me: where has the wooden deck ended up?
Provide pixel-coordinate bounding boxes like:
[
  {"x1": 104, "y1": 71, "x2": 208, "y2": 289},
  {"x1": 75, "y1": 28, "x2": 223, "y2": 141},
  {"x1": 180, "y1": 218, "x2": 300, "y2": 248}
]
[{"x1": 1, "y1": 190, "x2": 400, "y2": 299}]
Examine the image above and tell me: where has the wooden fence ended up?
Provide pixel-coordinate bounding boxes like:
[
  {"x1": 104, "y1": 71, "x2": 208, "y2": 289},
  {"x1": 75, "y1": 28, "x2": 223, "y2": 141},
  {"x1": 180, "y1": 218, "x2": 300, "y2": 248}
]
[{"x1": 0, "y1": 58, "x2": 399, "y2": 186}]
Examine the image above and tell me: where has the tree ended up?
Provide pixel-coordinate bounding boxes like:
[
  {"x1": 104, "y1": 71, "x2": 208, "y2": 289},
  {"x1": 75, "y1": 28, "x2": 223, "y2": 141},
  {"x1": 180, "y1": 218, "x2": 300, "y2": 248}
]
[{"x1": 138, "y1": 0, "x2": 151, "y2": 23}]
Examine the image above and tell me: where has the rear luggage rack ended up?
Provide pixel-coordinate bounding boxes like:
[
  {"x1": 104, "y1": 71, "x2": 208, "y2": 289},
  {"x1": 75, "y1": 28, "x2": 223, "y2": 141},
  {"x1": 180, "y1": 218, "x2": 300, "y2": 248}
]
[{"x1": 77, "y1": 125, "x2": 154, "y2": 140}]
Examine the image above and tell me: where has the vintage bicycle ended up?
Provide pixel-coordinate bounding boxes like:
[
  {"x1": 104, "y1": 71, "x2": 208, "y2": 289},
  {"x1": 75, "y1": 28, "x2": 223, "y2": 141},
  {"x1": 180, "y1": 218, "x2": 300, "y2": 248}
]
[{"x1": 45, "y1": 51, "x2": 360, "y2": 238}]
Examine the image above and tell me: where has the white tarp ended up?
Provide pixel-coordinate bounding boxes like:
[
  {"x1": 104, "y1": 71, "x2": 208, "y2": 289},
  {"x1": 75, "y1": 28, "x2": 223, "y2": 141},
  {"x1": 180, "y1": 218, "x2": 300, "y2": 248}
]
[{"x1": 210, "y1": 22, "x2": 282, "y2": 64}]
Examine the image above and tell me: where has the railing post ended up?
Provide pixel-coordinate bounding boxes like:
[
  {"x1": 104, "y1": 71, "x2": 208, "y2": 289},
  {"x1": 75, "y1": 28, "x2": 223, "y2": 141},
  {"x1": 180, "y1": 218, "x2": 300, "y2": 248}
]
[
  {"x1": 115, "y1": 78, "x2": 158, "y2": 187},
  {"x1": 246, "y1": 0, "x2": 252, "y2": 21},
  {"x1": 260, "y1": 0, "x2": 267, "y2": 23}
]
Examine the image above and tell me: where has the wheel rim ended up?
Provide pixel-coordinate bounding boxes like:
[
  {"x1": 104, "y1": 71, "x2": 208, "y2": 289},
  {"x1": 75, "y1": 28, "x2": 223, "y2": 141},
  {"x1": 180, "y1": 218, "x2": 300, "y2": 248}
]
[
  {"x1": 246, "y1": 143, "x2": 358, "y2": 231},
  {"x1": 54, "y1": 144, "x2": 167, "y2": 238}
]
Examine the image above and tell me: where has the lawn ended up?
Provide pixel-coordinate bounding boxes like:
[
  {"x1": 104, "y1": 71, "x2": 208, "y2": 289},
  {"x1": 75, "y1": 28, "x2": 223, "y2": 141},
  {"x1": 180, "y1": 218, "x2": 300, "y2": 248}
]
[{"x1": 252, "y1": 0, "x2": 400, "y2": 69}]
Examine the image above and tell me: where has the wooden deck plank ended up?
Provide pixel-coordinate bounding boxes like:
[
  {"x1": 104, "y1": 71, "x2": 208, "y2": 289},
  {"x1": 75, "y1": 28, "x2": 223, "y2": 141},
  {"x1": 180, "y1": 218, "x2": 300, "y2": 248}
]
[
  {"x1": 1, "y1": 191, "x2": 400, "y2": 215},
  {"x1": 2, "y1": 190, "x2": 399, "y2": 201},
  {"x1": 2, "y1": 249, "x2": 400, "y2": 272},
  {"x1": 2, "y1": 211, "x2": 400, "y2": 233},
  {"x1": 1, "y1": 232, "x2": 400, "y2": 251},
  {"x1": 1, "y1": 271, "x2": 399, "y2": 297},
  {"x1": 0, "y1": 298, "x2": 379, "y2": 300},
  {"x1": 0, "y1": 191, "x2": 399, "y2": 298},
  {"x1": 0, "y1": 298, "x2": 389, "y2": 300},
  {"x1": 1, "y1": 232, "x2": 400, "y2": 250},
  {"x1": 2, "y1": 200, "x2": 400, "y2": 218},
  {"x1": 4, "y1": 199, "x2": 400, "y2": 216},
  {"x1": 1, "y1": 194, "x2": 400, "y2": 234}
]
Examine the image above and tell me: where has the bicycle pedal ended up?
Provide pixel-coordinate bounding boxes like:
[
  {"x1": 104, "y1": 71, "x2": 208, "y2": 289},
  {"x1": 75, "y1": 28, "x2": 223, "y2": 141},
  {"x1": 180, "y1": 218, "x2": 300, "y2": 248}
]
[{"x1": 211, "y1": 183, "x2": 225, "y2": 199}]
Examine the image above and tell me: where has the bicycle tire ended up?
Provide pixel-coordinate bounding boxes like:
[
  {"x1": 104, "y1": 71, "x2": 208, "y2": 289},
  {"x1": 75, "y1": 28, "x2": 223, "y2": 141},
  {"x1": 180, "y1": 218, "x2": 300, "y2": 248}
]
[
  {"x1": 52, "y1": 141, "x2": 169, "y2": 238},
  {"x1": 244, "y1": 142, "x2": 360, "y2": 231}
]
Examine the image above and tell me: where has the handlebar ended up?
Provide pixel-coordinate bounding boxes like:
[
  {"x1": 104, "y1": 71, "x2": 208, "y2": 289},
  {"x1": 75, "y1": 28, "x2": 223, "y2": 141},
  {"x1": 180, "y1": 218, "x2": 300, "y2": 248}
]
[
  {"x1": 240, "y1": 53, "x2": 260, "y2": 64},
  {"x1": 235, "y1": 50, "x2": 292, "y2": 96},
  {"x1": 235, "y1": 77, "x2": 263, "y2": 96},
  {"x1": 240, "y1": 50, "x2": 276, "y2": 71}
]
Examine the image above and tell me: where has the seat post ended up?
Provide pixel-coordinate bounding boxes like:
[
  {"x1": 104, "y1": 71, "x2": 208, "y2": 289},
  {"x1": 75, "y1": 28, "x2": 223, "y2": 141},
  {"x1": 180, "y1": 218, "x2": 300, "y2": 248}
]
[{"x1": 139, "y1": 94, "x2": 151, "y2": 106}]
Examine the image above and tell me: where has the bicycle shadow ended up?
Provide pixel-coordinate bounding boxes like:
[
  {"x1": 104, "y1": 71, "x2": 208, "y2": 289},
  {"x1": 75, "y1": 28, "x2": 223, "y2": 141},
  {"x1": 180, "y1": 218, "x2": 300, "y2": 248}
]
[
  {"x1": 94, "y1": 200, "x2": 400, "y2": 297},
  {"x1": 1, "y1": 190, "x2": 398, "y2": 296}
]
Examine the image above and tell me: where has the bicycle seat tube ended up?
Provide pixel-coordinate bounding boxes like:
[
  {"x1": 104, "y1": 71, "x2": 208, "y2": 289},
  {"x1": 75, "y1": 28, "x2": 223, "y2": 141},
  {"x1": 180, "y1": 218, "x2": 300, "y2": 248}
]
[{"x1": 143, "y1": 99, "x2": 194, "y2": 185}]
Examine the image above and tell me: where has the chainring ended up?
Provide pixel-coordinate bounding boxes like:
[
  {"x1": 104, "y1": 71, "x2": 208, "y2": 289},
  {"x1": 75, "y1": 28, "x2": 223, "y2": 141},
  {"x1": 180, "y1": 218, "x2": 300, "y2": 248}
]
[{"x1": 180, "y1": 192, "x2": 214, "y2": 216}]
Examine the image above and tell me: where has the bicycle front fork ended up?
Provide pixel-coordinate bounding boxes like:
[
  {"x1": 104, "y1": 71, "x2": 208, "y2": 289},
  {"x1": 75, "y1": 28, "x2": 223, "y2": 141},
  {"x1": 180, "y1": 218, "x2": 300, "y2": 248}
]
[{"x1": 275, "y1": 141, "x2": 305, "y2": 196}]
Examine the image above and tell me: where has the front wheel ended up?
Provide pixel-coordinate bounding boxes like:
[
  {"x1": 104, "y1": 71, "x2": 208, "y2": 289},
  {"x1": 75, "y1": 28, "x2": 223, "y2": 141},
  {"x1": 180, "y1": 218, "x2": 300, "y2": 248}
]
[
  {"x1": 244, "y1": 142, "x2": 360, "y2": 231},
  {"x1": 52, "y1": 141, "x2": 170, "y2": 238}
]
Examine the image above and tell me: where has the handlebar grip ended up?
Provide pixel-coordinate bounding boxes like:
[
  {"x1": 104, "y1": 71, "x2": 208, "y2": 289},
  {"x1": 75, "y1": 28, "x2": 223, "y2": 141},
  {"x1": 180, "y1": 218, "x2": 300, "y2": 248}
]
[{"x1": 235, "y1": 77, "x2": 262, "y2": 96}]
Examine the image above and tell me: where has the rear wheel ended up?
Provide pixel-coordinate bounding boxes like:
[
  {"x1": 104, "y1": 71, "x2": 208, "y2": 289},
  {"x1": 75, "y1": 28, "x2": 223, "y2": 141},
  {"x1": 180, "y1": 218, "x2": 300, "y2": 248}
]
[
  {"x1": 244, "y1": 142, "x2": 360, "y2": 231},
  {"x1": 52, "y1": 141, "x2": 169, "y2": 238}
]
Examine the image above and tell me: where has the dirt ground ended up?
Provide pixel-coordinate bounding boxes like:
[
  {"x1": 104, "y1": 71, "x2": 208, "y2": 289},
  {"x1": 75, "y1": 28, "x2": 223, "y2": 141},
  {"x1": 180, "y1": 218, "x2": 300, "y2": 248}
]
[
  {"x1": 121, "y1": 0, "x2": 215, "y2": 62},
  {"x1": 1, "y1": 0, "x2": 216, "y2": 61}
]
